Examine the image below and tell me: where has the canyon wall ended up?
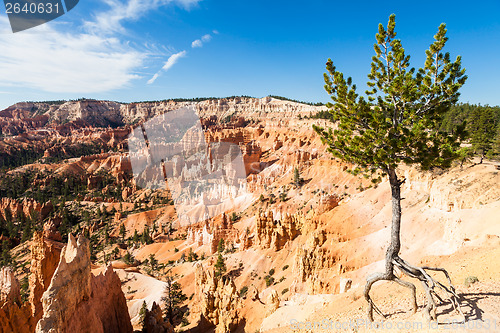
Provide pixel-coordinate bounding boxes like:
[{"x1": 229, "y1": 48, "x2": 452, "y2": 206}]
[{"x1": 0, "y1": 232, "x2": 132, "y2": 333}]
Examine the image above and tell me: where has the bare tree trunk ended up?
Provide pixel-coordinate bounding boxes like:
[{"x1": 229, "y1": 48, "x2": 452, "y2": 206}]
[
  {"x1": 364, "y1": 168, "x2": 464, "y2": 322},
  {"x1": 385, "y1": 167, "x2": 401, "y2": 277}
]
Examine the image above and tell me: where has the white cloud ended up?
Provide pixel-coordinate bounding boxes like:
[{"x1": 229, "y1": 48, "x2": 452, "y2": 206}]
[
  {"x1": 149, "y1": 30, "x2": 215, "y2": 84},
  {"x1": 0, "y1": 0, "x2": 202, "y2": 94},
  {"x1": 147, "y1": 73, "x2": 160, "y2": 85},
  {"x1": 190, "y1": 33, "x2": 213, "y2": 48},
  {"x1": 147, "y1": 50, "x2": 187, "y2": 84},
  {"x1": 191, "y1": 39, "x2": 203, "y2": 48},
  {"x1": 162, "y1": 50, "x2": 187, "y2": 71},
  {"x1": 85, "y1": 0, "x2": 201, "y2": 35},
  {"x1": 0, "y1": 17, "x2": 143, "y2": 93}
]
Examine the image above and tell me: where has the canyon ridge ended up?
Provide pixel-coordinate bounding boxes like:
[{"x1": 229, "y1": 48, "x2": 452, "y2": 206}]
[{"x1": 0, "y1": 97, "x2": 499, "y2": 332}]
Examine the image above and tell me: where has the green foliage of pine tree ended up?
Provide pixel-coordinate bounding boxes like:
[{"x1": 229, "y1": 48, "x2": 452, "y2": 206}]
[
  {"x1": 148, "y1": 254, "x2": 158, "y2": 270},
  {"x1": 214, "y1": 253, "x2": 226, "y2": 278},
  {"x1": 440, "y1": 103, "x2": 500, "y2": 162},
  {"x1": 0, "y1": 240, "x2": 13, "y2": 267},
  {"x1": 162, "y1": 275, "x2": 187, "y2": 326},
  {"x1": 293, "y1": 167, "x2": 303, "y2": 187},
  {"x1": 489, "y1": 126, "x2": 500, "y2": 159},
  {"x1": 139, "y1": 301, "x2": 148, "y2": 328},
  {"x1": 187, "y1": 248, "x2": 198, "y2": 262},
  {"x1": 119, "y1": 223, "x2": 126, "y2": 241},
  {"x1": 314, "y1": 14, "x2": 467, "y2": 322},
  {"x1": 469, "y1": 107, "x2": 497, "y2": 162},
  {"x1": 217, "y1": 238, "x2": 225, "y2": 253}
]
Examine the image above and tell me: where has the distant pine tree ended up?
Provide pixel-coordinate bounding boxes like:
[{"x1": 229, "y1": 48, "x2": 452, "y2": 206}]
[
  {"x1": 214, "y1": 253, "x2": 226, "y2": 278},
  {"x1": 469, "y1": 107, "x2": 497, "y2": 162},
  {"x1": 161, "y1": 275, "x2": 187, "y2": 326}
]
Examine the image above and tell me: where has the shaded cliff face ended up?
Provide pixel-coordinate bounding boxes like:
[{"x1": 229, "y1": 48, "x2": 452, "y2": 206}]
[
  {"x1": 36, "y1": 234, "x2": 133, "y2": 333},
  {"x1": 0, "y1": 267, "x2": 34, "y2": 333},
  {"x1": 194, "y1": 263, "x2": 240, "y2": 333},
  {"x1": 0, "y1": 232, "x2": 132, "y2": 333},
  {"x1": 29, "y1": 231, "x2": 63, "y2": 321}
]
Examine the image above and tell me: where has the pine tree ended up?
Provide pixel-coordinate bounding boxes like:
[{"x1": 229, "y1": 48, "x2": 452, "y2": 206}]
[
  {"x1": 148, "y1": 254, "x2": 158, "y2": 270},
  {"x1": 161, "y1": 275, "x2": 187, "y2": 326},
  {"x1": 132, "y1": 229, "x2": 139, "y2": 244},
  {"x1": 187, "y1": 247, "x2": 198, "y2": 262},
  {"x1": 217, "y1": 238, "x2": 225, "y2": 253},
  {"x1": 0, "y1": 240, "x2": 12, "y2": 267},
  {"x1": 488, "y1": 126, "x2": 500, "y2": 159},
  {"x1": 141, "y1": 226, "x2": 152, "y2": 244},
  {"x1": 293, "y1": 167, "x2": 303, "y2": 187},
  {"x1": 469, "y1": 107, "x2": 497, "y2": 162},
  {"x1": 139, "y1": 301, "x2": 148, "y2": 328},
  {"x1": 123, "y1": 252, "x2": 133, "y2": 265},
  {"x1": 214, "y1": 253, "x2": 226, "y2": 278},
  {"x1": 314, "y1": 14, "x2": 467, "y2": 322},
  {"x1": 119, "y1": 223, "x2": 126, "y2": 241},
  {"x1": 104, "y1": 224, "x2": 110, "y2": 244}
]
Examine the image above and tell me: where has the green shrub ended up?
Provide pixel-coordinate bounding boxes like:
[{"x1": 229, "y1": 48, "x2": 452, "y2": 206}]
[
  {"x1": 464, "y1": 276, "x2": 479, "y2": 287},
  {"x1": 239, "y1": 286, "x2": 249, "y2": 297},
  {"x1": 264, "y1": 275, "x2": 275, "y2": 287}
]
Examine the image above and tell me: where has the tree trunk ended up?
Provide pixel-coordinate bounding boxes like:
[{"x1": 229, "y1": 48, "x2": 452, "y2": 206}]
[
  {"x1": 364, "y1": 168, "x2": 464, "y2": 322},
  {"x1": 385, "y1": 168, "x2": 402, "y2": 277}
]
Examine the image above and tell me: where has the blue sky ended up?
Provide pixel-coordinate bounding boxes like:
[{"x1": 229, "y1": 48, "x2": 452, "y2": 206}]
[{"x1": 0, "y1": 0, "x2": 499, "y2": 109}]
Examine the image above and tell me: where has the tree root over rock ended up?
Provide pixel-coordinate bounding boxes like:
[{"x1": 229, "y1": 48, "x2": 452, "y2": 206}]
[{"x1": 364, "y1": 255, "x2": 465, "y2": 323}]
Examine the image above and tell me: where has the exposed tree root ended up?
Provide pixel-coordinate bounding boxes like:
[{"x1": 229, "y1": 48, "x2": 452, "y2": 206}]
[{"x1": 364, "y1": 255, "x2": 465, "y2": 323}]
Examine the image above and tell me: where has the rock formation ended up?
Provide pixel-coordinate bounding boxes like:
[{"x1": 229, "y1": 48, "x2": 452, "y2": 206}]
[
  {"x1": 186, "y1": 214, "x2": 242, "y2": 254},
  {"x1": 194, "y1": 263, "x2": 239, "y2": 333},
  {"x1": 339, "y1": 278, "x2": 352, "y2": 294},
  {"x1": 291, "y1": 229, "x2": 357, "y2": 294},
  {"x1": 266, "y1": 290, "x2": 280, "y2": 316},
  {"x1": 241, "y1": 141, "x2": 262, "y2": 174},
  {"x1": 0, "y1": 228, "x2": 134, "y2": 333},
  {"x1": 0, "y1": 267, "x2": 34, "y2": 333},
  {"x1": 317, "y1": 194, "x2": 340, "y2": 214},
  {"x1": 0, "y1": 267, "x2": 20, "y2": 305},
  {"x1": 29, "y1": 231, "x2": 64, "y2": 321},
  {"x1": 0, "y1": 103, "x2": 49, "y2": 136},
  {"x1": 0, "y1": 198, "x2": 53, "y2": 222},
  {"x1": 36, "y1": 234, "x2": 133, "y2": 333},
  {"x1": 255, "y1": 211, "x2": 302, "y2": 251},
  {"x1": 42, "y1": 220, "x2": 62, "y2": 242},
  {"x1": 142, "y1": 301, "x2": 173, "y2": 333}
]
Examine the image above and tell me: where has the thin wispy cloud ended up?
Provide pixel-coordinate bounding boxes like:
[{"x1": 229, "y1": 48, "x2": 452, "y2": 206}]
[
  {"x1": 85, "y1": 0, "x2": 201, "y2": 35},
  {"x1": 147, "y1": 50, "x2": 187, "y2": 84},
  {"x1": 148, "y1": 31, "x2": 215, "y2": 84},
  {"x1": 0, "y1": 0, "x2": 201, "y2": 94},
  {"x1": 0, "y1": 17, "x2": 143, "y2": 93}
]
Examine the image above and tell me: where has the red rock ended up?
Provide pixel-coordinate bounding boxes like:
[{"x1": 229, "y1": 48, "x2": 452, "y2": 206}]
[
  {"x1": 36, "y1": 235, "x2": 133, "y2": 333},
  {"x1": 143, "y1": 301, "x2": 173, "y2": 333},
  {"x1": 0, "y1": 267, "x2": 34, "y2": 333}
]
